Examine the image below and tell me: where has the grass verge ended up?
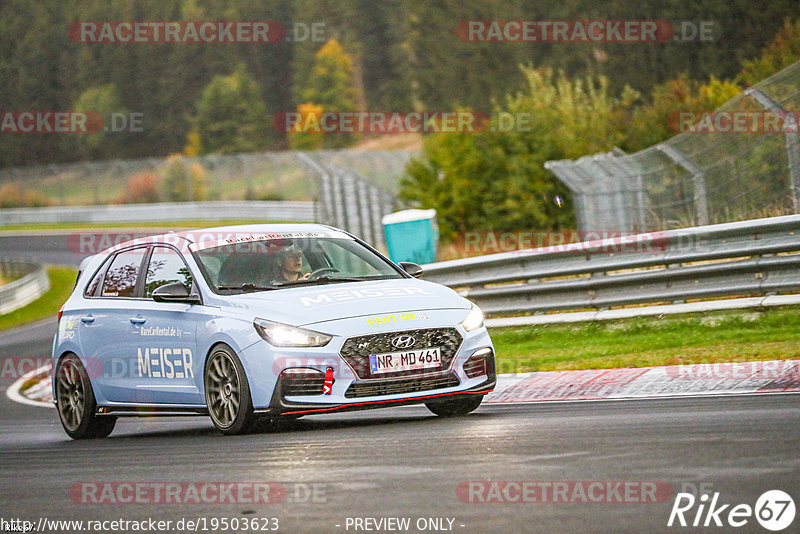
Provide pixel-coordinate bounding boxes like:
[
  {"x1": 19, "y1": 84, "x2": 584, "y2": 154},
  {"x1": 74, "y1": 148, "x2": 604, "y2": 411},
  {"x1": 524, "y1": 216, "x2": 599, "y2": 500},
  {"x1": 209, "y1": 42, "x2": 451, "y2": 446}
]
[
  {"x1": 0, "y1": 267, "x2": 77, "y2": 331},
  {"x1": 489, "y1": 306, "x2": 800, "y2": 372}
]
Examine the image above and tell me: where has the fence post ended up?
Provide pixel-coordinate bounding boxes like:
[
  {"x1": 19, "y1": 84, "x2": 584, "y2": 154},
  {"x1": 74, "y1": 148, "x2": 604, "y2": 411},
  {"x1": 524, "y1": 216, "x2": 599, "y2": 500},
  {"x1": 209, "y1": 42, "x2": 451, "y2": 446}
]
[
  {"x1": 370, "y1": 187, "x2": 384, "y2": 248},
  {"x1": 657, "y1": 144, "x2": 709, "y2": 226},
  {"x1": 745, "y1": 88, "x2": 800, "y2": 213},
  {"x1": 296, "y1": 152, "x2": 334, "y2": 226}
]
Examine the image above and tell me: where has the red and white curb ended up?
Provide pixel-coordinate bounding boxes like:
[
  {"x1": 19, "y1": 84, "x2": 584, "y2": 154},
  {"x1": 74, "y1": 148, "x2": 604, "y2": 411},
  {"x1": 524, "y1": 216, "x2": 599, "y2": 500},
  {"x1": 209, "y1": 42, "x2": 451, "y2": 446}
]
[
  {"x1": 8, "y1": 360, "x2": 800, "y2": 409},
  {"x1": 486, "y1": 360, "x2": 800, "y2": 403},
  {"x1": 6, "y1": 364, "x2": 52, "y2": 408}
]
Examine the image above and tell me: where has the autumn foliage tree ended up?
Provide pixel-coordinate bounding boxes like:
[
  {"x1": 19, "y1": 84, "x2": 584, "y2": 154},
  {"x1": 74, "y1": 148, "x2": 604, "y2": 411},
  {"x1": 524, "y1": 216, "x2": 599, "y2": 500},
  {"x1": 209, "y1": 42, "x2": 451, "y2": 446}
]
[
  {"x1": 401, "y1": 67, "x2": 624, "y2": 241},
  {"x1": 737, "y1": 18, "x2": 800, "y2": 87},
  {"x1": 290, "y1": 39, "x2": 359, "y2": 149},
  {"x1": 124, "y1": 172, "x2": 160, "y2": 204}
]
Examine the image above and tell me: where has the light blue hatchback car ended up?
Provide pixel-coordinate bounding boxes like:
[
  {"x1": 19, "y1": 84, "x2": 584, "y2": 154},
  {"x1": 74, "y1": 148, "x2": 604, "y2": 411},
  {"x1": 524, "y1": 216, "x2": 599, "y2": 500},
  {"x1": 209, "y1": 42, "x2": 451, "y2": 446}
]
[{"x1": 53, "y1": 224, "x2": 496, "y2": 438}]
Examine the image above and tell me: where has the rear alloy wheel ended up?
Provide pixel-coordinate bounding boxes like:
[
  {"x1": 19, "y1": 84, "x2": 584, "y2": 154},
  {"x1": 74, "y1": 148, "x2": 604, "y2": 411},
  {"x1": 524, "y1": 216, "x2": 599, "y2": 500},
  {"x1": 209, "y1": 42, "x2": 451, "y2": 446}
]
[
  {"x1": 425, "y1": 395, "x2": 484, "y2": 417},
  {"x1": 204, "y1": 345, "x2": 256, "y2": 435},
  {"x1": 55, "y1": 354, "x2": 116, "y2": 439}
]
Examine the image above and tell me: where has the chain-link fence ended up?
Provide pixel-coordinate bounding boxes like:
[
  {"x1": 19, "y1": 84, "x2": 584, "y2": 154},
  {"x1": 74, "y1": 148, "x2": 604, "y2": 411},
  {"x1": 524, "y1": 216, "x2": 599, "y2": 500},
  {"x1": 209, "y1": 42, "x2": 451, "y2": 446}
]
[
  {"x1": 0, "y1": 150, "x2": 411, "y2": 205},
  {"x1": 296, "y1": 152, "x2": 413, "y2": 248},
  {"x1": 0, "y1": 149, "x2": 415, "y2": 246},
  {"x1": 546, "y1": 61, "x2": 800, "y2": 234}
]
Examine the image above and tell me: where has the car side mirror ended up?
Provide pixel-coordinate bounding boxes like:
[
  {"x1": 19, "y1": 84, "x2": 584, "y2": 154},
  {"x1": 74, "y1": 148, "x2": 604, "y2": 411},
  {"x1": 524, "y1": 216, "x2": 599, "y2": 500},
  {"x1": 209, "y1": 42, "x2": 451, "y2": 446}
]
[
  {"x1": 399, "y1": 262, "x2": 423, "y2": 278},
  {"x1": 152, "y1": 282, "x2": 201, "y2": 304}
]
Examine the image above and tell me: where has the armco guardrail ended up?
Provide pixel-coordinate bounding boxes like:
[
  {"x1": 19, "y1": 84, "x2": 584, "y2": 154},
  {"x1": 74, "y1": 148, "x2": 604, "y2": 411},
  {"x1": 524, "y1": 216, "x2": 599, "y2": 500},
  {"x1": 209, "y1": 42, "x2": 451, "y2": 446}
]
[
  {"x1": 0, "y1": 261, "x2": 50, "y2": 314},
  {"x1": 0, "y1": 201, "x2": 315, "y2": 226},
  {"x1": 422, "y1": 215, "x2": 800, "y2": 318}
]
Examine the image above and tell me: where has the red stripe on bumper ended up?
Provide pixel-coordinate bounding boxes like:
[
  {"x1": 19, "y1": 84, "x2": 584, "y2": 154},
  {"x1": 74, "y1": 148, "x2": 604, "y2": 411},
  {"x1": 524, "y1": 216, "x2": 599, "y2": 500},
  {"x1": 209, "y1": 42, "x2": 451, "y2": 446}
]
[{"x1": 281, "y1": 388, "x2": 494, "y2": 416}]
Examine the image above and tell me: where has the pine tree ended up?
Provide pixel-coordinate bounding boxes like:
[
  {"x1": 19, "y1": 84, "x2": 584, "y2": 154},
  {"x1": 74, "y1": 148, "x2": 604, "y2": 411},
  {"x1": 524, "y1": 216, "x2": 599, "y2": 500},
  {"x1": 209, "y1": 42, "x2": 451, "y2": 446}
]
[{"x1": 187, "y1": 64, "x2": 270, "y2": 155}]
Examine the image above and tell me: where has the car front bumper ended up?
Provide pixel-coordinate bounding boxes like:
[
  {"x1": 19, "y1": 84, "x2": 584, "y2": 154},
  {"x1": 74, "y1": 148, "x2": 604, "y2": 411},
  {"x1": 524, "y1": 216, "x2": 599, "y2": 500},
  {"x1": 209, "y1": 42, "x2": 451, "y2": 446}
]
[{"x1": 239, "y1": 315, "x2": 496, "y2": 413}]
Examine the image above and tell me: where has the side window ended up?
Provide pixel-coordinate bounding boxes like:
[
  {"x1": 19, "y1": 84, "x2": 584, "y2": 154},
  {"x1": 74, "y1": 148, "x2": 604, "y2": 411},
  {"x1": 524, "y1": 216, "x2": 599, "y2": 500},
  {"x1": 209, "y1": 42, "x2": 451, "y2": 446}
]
[
  {"x1": 101, "y1": 249, "x2": 145, "y2": 297},
  {"x1": 84, "y1": 255, "x2": 112, "y2": 297},
  {"x1": 145, "y1": 247, "x2": 193, "y2": 298},
  {"x1": 84, "y1": 266, "x2": 104, "y2": 297}
]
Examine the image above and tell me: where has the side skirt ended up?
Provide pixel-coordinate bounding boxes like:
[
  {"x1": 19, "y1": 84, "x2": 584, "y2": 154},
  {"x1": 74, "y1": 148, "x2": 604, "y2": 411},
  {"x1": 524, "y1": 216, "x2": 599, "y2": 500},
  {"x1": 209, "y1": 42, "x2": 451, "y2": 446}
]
[{"x1": 95, "y1": 405, "x2": 208, "y2": 417}]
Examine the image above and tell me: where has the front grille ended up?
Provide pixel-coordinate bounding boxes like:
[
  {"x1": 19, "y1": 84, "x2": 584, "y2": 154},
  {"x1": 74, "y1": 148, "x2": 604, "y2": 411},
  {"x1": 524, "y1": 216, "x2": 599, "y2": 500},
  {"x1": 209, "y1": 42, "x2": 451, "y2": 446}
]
[
  {"x1": 280, "y1": 369, "x2": 325, "y2": 397},
  {"x1": 340, "y1": 327, "x2": 463, "y2": 379},
  {"x1": 345, "y1": 374, "x2": 460, "y2": 398}
]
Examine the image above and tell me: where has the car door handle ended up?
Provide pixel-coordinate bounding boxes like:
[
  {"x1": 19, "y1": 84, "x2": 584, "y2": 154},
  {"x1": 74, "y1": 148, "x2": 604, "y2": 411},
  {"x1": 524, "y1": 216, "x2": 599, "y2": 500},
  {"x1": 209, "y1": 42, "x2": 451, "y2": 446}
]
[
  {"x1": 80, "y1": 315, "x2": 95, "y2": 323},
  {"x1": 130, "y1": 317, "x2": 146, "y2": 325}
]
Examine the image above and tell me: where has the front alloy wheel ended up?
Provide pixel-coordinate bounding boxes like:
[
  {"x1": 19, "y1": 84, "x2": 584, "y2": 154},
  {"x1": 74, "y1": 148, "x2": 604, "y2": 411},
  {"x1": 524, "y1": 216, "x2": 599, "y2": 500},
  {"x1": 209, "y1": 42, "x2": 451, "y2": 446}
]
[{"x1": 204, "y1": 345, "x2": 256, "y2": 435}]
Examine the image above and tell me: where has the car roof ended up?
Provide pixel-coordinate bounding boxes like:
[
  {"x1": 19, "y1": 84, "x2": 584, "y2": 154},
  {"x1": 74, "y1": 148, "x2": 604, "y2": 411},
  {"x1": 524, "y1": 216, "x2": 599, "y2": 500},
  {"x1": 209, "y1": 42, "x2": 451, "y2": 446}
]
[
  {"x1": 173, "y1": 223, "x2": 339, "y2": 242},
  {"x1": 99, "y1": 223, "x2": 343, "y2": 256}
]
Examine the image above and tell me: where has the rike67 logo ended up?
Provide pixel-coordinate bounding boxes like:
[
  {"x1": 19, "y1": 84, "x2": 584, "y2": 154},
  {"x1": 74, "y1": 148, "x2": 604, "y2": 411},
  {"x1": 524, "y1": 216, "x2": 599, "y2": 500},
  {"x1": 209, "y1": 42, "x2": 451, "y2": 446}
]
[{"x1": 668, "y1": 490, "x2": 795, "y2": 531}]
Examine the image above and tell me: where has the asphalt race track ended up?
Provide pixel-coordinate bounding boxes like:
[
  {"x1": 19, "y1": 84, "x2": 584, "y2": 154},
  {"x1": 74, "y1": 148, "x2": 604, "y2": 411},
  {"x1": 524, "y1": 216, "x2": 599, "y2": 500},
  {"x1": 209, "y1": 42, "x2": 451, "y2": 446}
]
[
  {"x1": 1, "y1": 234, "x2": 96, "y2": 267},
  {"x1": 2, "y1": 235, "x2": 800, "y2": 533},
  {"x1": 1, "y1": 320, "x2": 799, "y2": 534}
]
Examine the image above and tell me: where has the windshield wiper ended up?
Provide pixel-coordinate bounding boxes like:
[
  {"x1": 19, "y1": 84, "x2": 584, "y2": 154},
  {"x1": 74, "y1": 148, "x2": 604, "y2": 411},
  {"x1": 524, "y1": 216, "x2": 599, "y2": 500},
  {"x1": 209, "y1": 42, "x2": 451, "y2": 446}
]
[
  {"x1": 216, "y1": 283, "x2": 276, "y2": 293},
  {"x1": 273, "y1": 275, "x2": 394, "y2": 287}
]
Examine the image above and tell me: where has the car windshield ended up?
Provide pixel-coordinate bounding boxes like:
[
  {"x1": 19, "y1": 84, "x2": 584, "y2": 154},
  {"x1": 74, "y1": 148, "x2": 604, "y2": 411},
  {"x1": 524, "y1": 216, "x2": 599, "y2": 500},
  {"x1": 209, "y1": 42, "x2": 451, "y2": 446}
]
[{"x1": 192, "y1": 234, "x2": 403, "y2": 293}]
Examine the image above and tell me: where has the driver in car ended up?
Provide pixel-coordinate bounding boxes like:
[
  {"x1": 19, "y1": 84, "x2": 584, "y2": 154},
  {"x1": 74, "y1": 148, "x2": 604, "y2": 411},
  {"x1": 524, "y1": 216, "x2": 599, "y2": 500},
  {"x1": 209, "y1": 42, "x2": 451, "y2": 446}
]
[{"x1": 272, "y1": 244, "x2": 310, "y2": 283}]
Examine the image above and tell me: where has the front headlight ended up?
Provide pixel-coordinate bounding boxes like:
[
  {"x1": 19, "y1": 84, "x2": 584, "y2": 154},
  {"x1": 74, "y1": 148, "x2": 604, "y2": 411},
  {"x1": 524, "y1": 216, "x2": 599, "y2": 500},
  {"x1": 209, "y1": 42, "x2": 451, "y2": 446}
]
[
  {"x1": 460, "y1": 303, "x2": 485, "y2": 332},
  {"x1": 253, "y1": 318, "x2": 332, "y2": 347}
]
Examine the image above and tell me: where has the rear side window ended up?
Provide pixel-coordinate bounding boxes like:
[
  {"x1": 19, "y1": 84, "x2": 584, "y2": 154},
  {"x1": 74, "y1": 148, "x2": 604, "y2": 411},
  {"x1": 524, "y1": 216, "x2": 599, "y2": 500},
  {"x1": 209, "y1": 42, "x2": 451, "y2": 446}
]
[
  {"x1": 145, "y1": 246, "x2": 193, "y2": 297},
  {"x1": 83, "y1": 257, "x2": 109, "y2": 297},
  {"x1": 84, "y1": 269, "x2": 102, "y2": 297},
  {"x1": 101, "y1": 249, "x2": 145, "y2": 297}
]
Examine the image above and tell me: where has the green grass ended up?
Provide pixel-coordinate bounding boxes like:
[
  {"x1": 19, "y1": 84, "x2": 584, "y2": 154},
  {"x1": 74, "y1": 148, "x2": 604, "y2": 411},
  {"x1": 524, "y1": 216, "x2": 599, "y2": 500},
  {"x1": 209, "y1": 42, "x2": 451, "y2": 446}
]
[
  {"x1": 489, "y1": 306, "x2": 800, "y2": 372},
  {"x1": 0, "y1": 267, "x2": 77, "y2": 331},
  {"x1": 0, "y1": 219, "x2": 303, "y2": 232}
]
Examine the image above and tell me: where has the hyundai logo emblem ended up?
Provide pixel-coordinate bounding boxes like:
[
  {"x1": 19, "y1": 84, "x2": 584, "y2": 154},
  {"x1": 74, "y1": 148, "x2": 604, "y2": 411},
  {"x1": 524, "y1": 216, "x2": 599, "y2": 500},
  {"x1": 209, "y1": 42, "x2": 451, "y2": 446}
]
[{"x1": 391, "y1": 335, "x2": 416, "y2": 349}]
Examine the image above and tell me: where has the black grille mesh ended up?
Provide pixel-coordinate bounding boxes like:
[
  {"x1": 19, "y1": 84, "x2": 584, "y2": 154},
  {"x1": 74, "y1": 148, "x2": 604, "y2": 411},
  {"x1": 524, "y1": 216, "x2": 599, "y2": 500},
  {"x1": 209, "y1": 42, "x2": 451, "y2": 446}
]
[
  {"x1": 345, "y1": 374, "x2": 460, "y2": 398},
  {"x1": 280, "y1": 371, "x2": 325, "y2": 397},
  {"x1": 339, "y1": 328, "x2": 463, "y2": 379}
]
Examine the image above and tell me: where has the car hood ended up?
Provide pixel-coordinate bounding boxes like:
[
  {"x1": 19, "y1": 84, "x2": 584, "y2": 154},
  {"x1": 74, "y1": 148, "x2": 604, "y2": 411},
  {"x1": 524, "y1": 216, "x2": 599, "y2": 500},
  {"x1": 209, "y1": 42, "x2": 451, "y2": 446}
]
[{"x1": 216, "y1": 278, "x2": 469, "y2": 326}]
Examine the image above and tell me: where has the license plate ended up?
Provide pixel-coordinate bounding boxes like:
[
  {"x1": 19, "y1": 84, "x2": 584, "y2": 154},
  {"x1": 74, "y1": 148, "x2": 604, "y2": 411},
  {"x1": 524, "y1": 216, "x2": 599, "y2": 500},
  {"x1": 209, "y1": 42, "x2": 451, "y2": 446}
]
[{"x1": 369, "y1": 347, "x2": 442, "y2": 374}]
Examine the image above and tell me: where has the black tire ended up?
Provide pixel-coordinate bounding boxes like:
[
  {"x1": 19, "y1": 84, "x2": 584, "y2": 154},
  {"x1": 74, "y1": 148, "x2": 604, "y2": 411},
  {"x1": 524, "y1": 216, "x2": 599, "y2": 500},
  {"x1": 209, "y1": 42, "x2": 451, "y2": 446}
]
[
  {"x1": 204, "y1": 344, "x2": 256, "y2": 435},
  {"x1": 55, "y1": 354, "x2": 116, "y2": 439},
  {"x1": 425, "y1": 395, "x2": 484, "y2": 417}
]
